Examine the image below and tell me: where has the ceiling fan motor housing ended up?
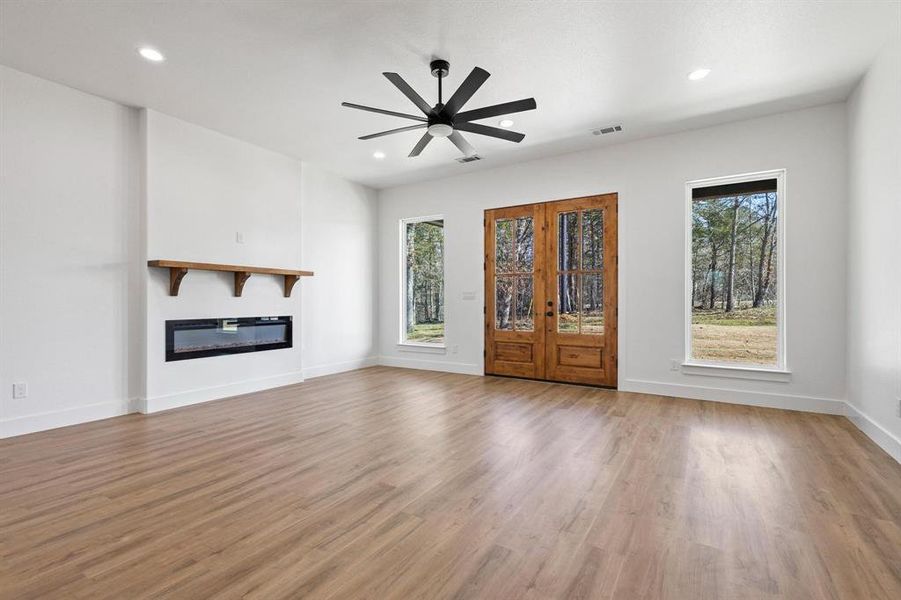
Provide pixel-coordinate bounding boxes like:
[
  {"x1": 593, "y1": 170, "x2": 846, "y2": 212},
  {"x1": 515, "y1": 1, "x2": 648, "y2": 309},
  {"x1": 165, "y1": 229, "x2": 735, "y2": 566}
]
[{"x1": 430, "y1": 59, "x2": 450, "y2": 78}]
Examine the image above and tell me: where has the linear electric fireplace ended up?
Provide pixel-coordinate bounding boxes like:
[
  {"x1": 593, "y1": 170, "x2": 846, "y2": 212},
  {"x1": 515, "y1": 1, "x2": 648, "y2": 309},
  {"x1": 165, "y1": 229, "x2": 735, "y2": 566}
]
[{"x1": 165, "y1": 316, "x2": 292, "y2": 362}]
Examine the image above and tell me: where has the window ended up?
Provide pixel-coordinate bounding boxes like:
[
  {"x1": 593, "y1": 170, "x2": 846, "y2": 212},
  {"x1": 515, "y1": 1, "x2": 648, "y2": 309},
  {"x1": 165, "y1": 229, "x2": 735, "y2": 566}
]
[
  {"x1": 400, "y1": 216, "x2": 445, "y2": 346},
  {"x1": 686, "y1": 170, "x2": 785, "y2": 370}
]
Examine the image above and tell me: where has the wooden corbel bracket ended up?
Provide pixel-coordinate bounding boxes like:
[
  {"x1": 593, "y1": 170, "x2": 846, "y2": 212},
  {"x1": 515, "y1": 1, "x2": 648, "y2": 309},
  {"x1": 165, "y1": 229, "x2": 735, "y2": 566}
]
[
  {"x1": 234, "y1": 271, "x2": 252, "y2": 297},
  {"x1": 169, "y1": 267, "x2": 189, "y2": 296},
  {"x1": 283, "y1": 274, "x2": 300, "y2": 298}
]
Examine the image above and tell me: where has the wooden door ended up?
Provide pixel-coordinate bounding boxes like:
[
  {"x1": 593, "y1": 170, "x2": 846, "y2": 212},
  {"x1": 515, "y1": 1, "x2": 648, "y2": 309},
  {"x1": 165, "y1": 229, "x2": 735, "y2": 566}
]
[
  {"x1": 484, "y1": 194, "x2": 617, "y2": 387},
  {"x1": 544, "y1": 195, "x2": 617, "y2": 386},
  {"x1": 485, "y1": 203, "x2": 546, "y2": 379}
]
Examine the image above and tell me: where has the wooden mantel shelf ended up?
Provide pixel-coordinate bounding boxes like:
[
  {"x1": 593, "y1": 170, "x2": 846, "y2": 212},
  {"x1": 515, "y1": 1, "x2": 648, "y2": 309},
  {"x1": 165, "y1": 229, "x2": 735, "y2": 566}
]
[{"x1": 148, "y1": 260, "x2": 313, "y2": 297}]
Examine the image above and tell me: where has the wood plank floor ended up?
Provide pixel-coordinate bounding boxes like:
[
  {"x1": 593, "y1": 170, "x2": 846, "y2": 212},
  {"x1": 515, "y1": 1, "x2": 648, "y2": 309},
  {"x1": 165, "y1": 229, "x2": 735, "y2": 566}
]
[{"x1": 1, "y1": 366, "x2": 899, "y2": 599}]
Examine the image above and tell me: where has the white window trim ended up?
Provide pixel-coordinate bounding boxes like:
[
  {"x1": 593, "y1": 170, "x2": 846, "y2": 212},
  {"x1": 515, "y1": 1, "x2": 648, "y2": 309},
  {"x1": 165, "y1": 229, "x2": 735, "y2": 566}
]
[
  {"x1": 683, "y1": 169, "x2": 789, "y2": 378},
  {"x1": 397, "y1": 343, "x2": 447, "y2": 355},
  {"x1": 680, "y1": 362, "x2": 791, "y2": 382},
  {"x1": 398, "y1": 214, "x2": 446, "y2": 349}
]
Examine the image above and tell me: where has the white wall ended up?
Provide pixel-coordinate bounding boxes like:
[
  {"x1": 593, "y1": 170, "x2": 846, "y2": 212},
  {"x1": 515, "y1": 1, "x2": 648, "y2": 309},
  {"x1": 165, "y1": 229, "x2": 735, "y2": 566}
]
[
  {"x1": 846, "y1": 38, "x2": 901, "y2": 461},
  {"x1": 301, "y1": 164, "x2": 379, "y2": 378},
  {"x1": 142, "y1": 112, "x2": 380, "y2": 412},
  {"x1": 143, "y1": 110, "x2": 305, "y2": 412},
  {"x1": 378, "y1": 103, "x2": 849, "y2": 413},
  {"x1": 0, "y1": 68, "x2": 379, "y2": 435},
  {"x1": 0, "y1": 66, "x2": 142, "y2": 436}
]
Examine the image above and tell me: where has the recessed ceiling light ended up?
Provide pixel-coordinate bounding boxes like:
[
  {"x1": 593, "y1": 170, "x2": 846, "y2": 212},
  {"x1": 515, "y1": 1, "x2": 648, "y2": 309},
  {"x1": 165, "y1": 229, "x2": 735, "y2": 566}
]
[
  {"x1": 373, "y1": 151, "x2": 386, "y2": 159},
  {"x1": 688, "y1": 68, "x2": 711, "y2": 81},
  {"x1": 138, "y1": 47, "x2": 165, "y2": 62},
  {"x1": 499, "y1": 119, "x2": 515, "y2": 128}
]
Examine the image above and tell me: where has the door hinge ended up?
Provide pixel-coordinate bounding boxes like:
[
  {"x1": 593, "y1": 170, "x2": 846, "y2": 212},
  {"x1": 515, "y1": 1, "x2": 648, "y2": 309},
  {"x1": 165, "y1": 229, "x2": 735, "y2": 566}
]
[{"x1": 483, "y1": 349, "x2": 487, "y2": 357}]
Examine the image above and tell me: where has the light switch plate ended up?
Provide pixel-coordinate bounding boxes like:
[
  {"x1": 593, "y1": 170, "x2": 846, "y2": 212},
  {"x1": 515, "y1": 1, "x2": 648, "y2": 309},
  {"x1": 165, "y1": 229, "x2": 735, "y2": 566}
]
[{"x1": 12, "y1": 382, "x2": 27, "y2": 399}]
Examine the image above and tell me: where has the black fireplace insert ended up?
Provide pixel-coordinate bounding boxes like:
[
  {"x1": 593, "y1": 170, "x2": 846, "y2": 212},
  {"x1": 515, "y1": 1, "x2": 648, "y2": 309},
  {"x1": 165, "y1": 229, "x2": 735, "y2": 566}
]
[{"x1": 165, "y1": 316, "x2": 292, "y2": 362}]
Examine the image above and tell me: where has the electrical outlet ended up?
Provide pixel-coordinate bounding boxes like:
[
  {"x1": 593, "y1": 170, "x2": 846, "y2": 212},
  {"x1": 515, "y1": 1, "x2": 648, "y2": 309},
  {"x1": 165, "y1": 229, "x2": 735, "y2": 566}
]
[
  {"x1": 451, "y1": 345, "x2": 459, "y2": 354},
  {"x1": 236, "y1": 231, "x2": 245, "y2": 244},
  {"x1": 670, "y1": 359, "x2": 680, "y2": 372},
  {"x1": 12, "y1": 382, "x2": 27, "y2": 399}
]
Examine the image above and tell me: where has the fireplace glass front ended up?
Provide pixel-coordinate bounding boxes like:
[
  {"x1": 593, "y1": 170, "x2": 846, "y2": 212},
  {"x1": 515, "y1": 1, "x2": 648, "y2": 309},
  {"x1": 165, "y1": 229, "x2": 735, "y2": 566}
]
[{"x1": 165, "y1": 316, "x2": 292, "y2": 361}]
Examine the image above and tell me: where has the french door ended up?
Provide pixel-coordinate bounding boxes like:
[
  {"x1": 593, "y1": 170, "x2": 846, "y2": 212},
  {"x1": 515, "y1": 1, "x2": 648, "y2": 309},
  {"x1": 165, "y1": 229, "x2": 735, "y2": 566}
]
[{"x1": 485, "y1": 194, "x2": 617, "y2": 387}]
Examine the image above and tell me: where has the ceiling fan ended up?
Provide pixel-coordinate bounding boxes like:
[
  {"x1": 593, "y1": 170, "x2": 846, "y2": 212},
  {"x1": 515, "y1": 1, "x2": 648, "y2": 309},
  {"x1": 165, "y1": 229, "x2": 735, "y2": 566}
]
[{"x1": 341, "y1": 59, "x2": 536, "y2": 158}]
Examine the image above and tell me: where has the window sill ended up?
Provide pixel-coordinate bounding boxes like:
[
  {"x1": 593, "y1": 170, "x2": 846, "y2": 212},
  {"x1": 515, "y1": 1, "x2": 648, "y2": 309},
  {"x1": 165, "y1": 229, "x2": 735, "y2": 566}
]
[
  {"x1": 681, "y1": 362, "x2": 792, "y2": 382},
  {"x1": 397, "y1": 343, "x2": 447, "y2": 355}
]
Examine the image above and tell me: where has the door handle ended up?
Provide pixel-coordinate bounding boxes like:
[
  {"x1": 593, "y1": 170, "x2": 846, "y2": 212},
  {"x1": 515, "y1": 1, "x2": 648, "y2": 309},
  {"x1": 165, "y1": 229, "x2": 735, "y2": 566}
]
[{"x1": 546, "y1": 311, "x2": 554, "y2": 317}]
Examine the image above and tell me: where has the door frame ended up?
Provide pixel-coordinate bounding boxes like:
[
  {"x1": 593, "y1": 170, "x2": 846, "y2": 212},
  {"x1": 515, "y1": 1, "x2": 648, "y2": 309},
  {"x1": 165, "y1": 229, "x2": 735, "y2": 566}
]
[{"x1": 483, "y1": 193, "x2": 619, "y2": 388}]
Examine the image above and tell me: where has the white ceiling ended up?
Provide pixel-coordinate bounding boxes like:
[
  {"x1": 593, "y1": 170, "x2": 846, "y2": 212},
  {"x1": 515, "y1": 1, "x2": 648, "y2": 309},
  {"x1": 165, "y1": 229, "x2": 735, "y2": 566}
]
[{"x1": 1, "y1": 1, "x2": 898, "y2": 189}]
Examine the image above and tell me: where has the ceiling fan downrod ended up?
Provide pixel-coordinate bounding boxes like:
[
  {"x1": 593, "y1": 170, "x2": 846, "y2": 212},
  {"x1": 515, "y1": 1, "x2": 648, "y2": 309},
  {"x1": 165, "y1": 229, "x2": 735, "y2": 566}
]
[{"x1": 431, "y1": 58, "x2": 450, "y2": 105}]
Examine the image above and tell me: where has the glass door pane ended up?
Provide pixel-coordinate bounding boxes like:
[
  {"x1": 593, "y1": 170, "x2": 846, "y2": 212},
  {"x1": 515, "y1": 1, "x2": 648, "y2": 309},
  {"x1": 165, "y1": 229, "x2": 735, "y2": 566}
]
[
  {"x1": 582, "y1": 209, "x2": 604, "y2": 270},
  {"x1": 558, "y1": 211, "x2": 579, "y2": 271},
  {"x1": 557, "y1": 273, "x2": 579, "y2": 332},
  {"x1": 515, "y1": 276, "x2": 534, "y2": 330},
  {"x1": 582, "y1": 274, "x2": 604, "y2": 334},
  {"x1": 515, "y1": 217, "x2": 534, "y2": 272},
  {"x1": 556, "y1": 208, "x2": 605, "y2": 334},
  {"x1": 495, "y1": 219, "x2": 514, "y2": 273},
  {"x1": 581, "y1": 209, "x2": 604, "y2": 335},
  {"x1": 496, "y1": 276, "x2": 514, "y2": 330},
  {"x1": 495, "y1": 217, "x2": 535, "y2": 331}
]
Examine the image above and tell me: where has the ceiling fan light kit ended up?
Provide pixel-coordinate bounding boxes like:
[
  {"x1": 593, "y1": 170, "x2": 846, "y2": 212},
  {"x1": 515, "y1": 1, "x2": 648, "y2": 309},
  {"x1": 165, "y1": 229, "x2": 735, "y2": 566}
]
[
  {"x1": 342, "y1": 59, "x2": 536, "y2": 158},
  {"x1": 428, "y1": 123, "x2": 453, "y2": 138}
]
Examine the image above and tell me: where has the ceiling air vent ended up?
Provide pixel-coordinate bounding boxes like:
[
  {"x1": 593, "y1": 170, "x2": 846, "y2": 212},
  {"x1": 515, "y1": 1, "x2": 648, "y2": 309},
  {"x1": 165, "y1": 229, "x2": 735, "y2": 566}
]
[
  {"x1": 456, "y1": 155, "x2": 482, "y2": 164},
  {"x1": 591, "y1": 125, "x2": 623, "y2": 136}
]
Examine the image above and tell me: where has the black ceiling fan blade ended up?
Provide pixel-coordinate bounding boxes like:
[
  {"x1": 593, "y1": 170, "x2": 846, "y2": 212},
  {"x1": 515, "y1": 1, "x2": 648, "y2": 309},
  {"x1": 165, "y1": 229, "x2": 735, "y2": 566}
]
[
  {"x1": 442, "y1": 67, "x2": 490, "y2": 117},
  {"x1": 454, "y1": 121, "x2": 525, "y2": 143},
  {"x1": 448, "y1": 131, "x2": 476, "y2": 157},
  {"x1": 358, "y1": 123, "x2": 427, "y2": 140},
  {"x1": 455, "y1": 98, "x2": 537, "y2": 123},
  {"x1": 409, "y1": 132, "x2": 434, "y2": 157},
  {"x1": 383, "y1": 73, "x2": 433, "y2": 115},
  {"x1": 341, "y1": 102, "x2": 427, "y2": 122}
]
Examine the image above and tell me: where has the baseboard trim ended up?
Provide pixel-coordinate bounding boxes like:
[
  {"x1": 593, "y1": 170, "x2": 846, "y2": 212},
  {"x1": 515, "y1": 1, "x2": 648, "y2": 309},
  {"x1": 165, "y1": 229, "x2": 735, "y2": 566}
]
[
  {"x1": 378, "y1": 355, "x2": 482, "y2": 376},
  {"x1": 620, "y1": 378, "x2": 846, "y2": 414},
  {"x1": 0, "y1": 398, "x2": 135, "y2": 439},
  {"x1": 142, "y1": 371, "x2": 305, "y2": 414},
  {"x1": 845, "y1": 402, "x2": 901, "y2": 463},
  {"x1": 303, "y1": 356, "x2": 379, "y2": 379}
]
